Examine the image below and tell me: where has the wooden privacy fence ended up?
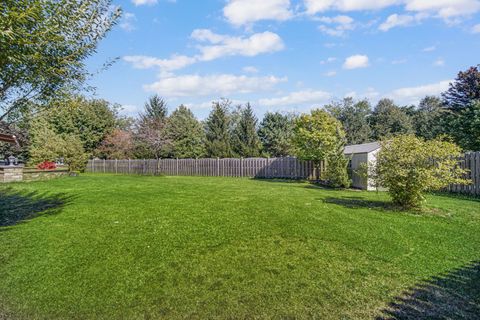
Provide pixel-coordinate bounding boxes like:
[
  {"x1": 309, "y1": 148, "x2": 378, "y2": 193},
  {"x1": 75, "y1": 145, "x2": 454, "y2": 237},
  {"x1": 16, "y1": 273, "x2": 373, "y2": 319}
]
[
  {"x1": 447, "y1": 152, "x2": 480, "y2": 196},
  {"x1": 87, "y1": 152, "x2": 480, "y2": 196},
  {"x1": 86, "y1": 157, "x2": 320, "y2": 180}
]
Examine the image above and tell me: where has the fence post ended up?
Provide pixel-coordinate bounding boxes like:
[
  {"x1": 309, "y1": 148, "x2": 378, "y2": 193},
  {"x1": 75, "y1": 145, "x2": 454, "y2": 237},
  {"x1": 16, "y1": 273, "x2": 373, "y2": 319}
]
[
  {"x1": 176, "y1": 158, "x2": 179, "y2": 176},
  {"x1": 128, "y1": 159, "x2": 131, "y2": 174},
  {"x1": 240, "y1": 157, "x2": 244, "y2": 177},
  {"x1": 92, "y1": 159, "x2": 95, "y2": 173},
  {"x1": 216, "y1": 157, "x2": 220, "y2": 176},
  {"x1": 115, "y1": 159, "x2": 118, "y2": 174},
  {"x1": 157, "y1": 158, "x2": 160, "y2": 176},
  {"x1": 103, "y1": 159, "x2": 106, "y2": 173}
]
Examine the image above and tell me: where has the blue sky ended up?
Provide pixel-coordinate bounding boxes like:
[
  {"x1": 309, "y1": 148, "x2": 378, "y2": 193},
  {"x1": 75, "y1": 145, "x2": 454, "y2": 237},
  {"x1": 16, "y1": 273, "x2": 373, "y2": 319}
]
[{"x1": 87, "y1": 0, "x2": 480, "y2": 119}]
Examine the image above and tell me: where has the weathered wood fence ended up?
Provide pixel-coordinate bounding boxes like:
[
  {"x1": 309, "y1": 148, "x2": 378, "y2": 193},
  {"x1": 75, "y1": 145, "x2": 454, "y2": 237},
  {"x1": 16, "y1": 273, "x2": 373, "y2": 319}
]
[
  {"x1": 447, "y1": 152, "x2": 480, "y2": 196},
  {"x1": 86, "y1": 157, "x2": 320, "y2": 180},
  {"x1": 86, "y1": 152, "x2": 480, "y2": 196}
]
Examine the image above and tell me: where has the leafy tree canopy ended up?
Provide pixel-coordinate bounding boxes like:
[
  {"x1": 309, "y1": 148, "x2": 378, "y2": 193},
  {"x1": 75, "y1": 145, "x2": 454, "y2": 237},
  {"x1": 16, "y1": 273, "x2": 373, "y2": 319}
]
[
  {"x1": 42, "y1": 95, "x2": 119, "y2": 153},
  {"x1": 370, "y1": 98, "x2": 413, "y2": 140},
  {"x1": 0, "y1": 0, "x2": 121, "y2": 121},
  {"x1": 442, "y1": 65, "x2": 480, "y2": 110},
  {"x1": 293, "y1": 109, "x2": 345, "y2": 165},
  {"x1": 326, "y1": 97, "x2": 372, "y2": 144}
]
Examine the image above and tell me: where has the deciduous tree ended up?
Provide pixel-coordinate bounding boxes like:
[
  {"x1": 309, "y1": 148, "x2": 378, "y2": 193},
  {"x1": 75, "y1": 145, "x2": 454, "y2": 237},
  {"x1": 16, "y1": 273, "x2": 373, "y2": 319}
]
[
  {"x1": 370, "y1": 135, "x2": 469, "y2": 209},
  {"x1": 370, "y1": 99, "x2": 413, "y2": 139},
  {"x1": 442, "y1": 65, "x2": 480, "y2": 110},
  {"x1": 293, "y1": 109, "x2": 347, "y2": 181},
  {"x1": 326, "y1": 97, "x2": 372, "y2": 144},
  {"x1": 0, "y1": 0, "x2": 121, "y2": 121}
]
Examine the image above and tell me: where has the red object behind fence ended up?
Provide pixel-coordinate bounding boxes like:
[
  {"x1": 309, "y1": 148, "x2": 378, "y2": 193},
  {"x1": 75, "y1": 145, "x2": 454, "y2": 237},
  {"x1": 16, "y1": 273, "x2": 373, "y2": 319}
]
[{"x1": 37, "y1": 161, "x2": 57, "y2": 170}]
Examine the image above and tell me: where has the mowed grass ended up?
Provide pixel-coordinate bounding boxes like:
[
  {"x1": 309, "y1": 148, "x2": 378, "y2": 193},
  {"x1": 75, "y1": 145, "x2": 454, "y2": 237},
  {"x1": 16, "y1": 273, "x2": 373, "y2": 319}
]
[{"x1": 0, "y1": 174, "x2": 479, "y2": 319}]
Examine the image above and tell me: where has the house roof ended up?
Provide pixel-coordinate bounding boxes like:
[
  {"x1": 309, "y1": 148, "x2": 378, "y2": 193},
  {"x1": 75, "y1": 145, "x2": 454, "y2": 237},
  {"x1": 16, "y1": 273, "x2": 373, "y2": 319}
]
[
  {"x1": 344, "y1": 141, "x2": 381, "y2": 155},
  {"x1": 0, "y1": 133, "x2": 17, "y2": 144}
]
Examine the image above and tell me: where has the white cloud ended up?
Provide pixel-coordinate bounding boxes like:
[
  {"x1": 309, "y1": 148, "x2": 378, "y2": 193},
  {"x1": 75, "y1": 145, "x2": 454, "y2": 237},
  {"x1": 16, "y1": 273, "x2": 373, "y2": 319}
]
[
  {"x1": 433, "y1": 58, "x2": 445, "y2": 67},
  {"x1": 324, "y1": 70, "x2": 337, "y2": 77},
  {"x1": 120, "y1": 104, "x2": 141, "y2": 116},
  {"x1": 472, "y1": 24, "x2": 480, "y2": 33},
  {"x1": 243, "y1": 66, "x2": 259, "y2": 73},
  {"x1": 223, "y1": 0, "x2": 293, "y2": 26},
  {"x1": 391, "y1": 80, "x2": 451, "y2": 103},
  {"x1": 259, "y1": 89, "x2": 331, "y2": 106},
  {"x1": 132, "y1": 0, "x2": 157, "y2": 6},
  {"x1": 119, "y1": 12, "x2": 137, "y2": 32},
  {"x1": 304, "y1": 0, "x2": 399, "y2": 14},
  {"x1": 422, "y1": 46, "x2": 436, "y2": 52},
  {"x1": 304, "y1": 0, "x2": 480, "y2": 21},
  {"x1": 123, "y1": 55, "x2": 197, "y2": 72},
  {"x1": 379, "y1": 13, "x2": 425, "y2": 31},
  {"x1": 144, "y1": 74, "x2": 287, "y2": 97},
  {"x1": 124, "y1": 30, "x2": 284, "y2": 74},
  {"x1": 343, "y1": 55, "x2": 369, "y2": 69},
  {"x1": 404, "y1": 0, "x2": 480, "y2": 19},
  {"x1": 317, "y1": 15, "x2": 355, "y2": 36},
  {"x1": 193, "y1": 30, "x2": 285, "y2": 61},
  {"x1": 320, "y1": 57, "x2": 337, "y2": 64},
  {"x1": 190, "y1": 29, "x2": 226, "y2": 44}
]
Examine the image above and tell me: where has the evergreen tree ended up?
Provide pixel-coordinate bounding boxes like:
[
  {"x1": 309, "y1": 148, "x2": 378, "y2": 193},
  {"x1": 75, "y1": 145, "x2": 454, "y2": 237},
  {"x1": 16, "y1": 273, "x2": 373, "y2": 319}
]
[
  {"x1": 166, "y1": 105, "x2": 206, "y2": 158},
  {"x1": 448, "y1": 101, "x2": 480, "y2": 151},
  {"x1": 370, "y1": 99, "x2": 413, "y2": 140},
  {"x1": 232, "y1": 103, "x2": 262, "y2": 157},
  {"x1": 134, "y1": 95, "x2": 170, "y2": 158},
  {"x1": 140, "y1": 95, "x2": 168, "y2": 123},
  {"x1": 326, "y1": 97, "x2": 372, "y2": 144},
  {"x1": 204, "y1": 99, "x2": 233, "y2": 158},
  {"x1": 258, "y1": 112, "x2": 295, "y2": 157}
]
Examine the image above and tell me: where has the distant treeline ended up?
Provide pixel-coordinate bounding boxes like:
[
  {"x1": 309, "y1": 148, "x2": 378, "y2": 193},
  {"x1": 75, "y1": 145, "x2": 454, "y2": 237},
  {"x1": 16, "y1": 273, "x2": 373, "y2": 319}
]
[{"x1": 1, "y1": 65, "x2": 479, "y2": 165}]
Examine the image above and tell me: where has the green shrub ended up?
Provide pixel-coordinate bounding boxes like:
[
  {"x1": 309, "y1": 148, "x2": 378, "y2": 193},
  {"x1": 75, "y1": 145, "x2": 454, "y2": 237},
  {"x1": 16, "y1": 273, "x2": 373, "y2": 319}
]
[
  {"x1": 371, "y1": 135, "x2": 469, "y2": 209},
  {"x1": 28, "y1": 116, "x2": 88, "y2": 172},
  {"x1": 293, "y1": 109, "x2": 349, "y2": 185}
]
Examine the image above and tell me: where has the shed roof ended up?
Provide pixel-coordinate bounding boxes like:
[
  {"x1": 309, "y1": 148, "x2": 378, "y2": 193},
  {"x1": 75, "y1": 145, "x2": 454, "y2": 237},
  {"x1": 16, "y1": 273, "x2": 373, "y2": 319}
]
[{"x1": 344, "y1": 141, "x2": 381, "y2": 155}]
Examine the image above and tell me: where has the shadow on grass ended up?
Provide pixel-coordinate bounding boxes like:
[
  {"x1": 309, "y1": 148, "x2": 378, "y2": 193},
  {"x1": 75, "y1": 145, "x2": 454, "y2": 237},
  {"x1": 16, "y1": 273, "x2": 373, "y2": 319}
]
[
  {"x1": 323, "y1": 196, "x2": 396, "y2": 211},
  {"x1": 430, "y1": 191, "x2": 480, "y2": 203},
  {"x1": 253, "y1": 178, "x2": 310, "y2": 184},
  {"x1": 377, "y1": 261, "x2": 480, "y2": 320},
  {"x1": 0, "y1": 188, "x2": 73, "y2": 227}
]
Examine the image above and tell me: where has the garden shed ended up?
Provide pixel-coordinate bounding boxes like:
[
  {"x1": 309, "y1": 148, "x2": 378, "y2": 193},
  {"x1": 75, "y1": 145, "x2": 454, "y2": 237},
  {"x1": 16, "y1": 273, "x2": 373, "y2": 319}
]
[{"x1": 344, "y1": 141, "x2": 381, "y2": 191}]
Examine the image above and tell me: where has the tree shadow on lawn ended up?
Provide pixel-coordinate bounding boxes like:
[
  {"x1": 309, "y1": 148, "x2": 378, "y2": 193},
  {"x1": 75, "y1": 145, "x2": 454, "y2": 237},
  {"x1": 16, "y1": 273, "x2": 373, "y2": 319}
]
[
  {"x1": 0, "y1": 188, "x2": 73, "y2": 228},
  {"x1": 377, "y1": 261, "x2": 480, "y2": 320},
  {"x1": 430, "y1": 191, "x2": 480, "y2": 203},
  {"x1": 323, "y1": 196, "x2": 397, "y2": 211}
]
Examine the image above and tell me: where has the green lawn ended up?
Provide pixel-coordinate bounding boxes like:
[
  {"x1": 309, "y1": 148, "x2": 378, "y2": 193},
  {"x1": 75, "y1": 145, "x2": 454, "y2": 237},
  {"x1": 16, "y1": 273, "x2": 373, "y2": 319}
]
[{"x1": 0, "y1": 175, "x2": 479, "y2": 319}]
